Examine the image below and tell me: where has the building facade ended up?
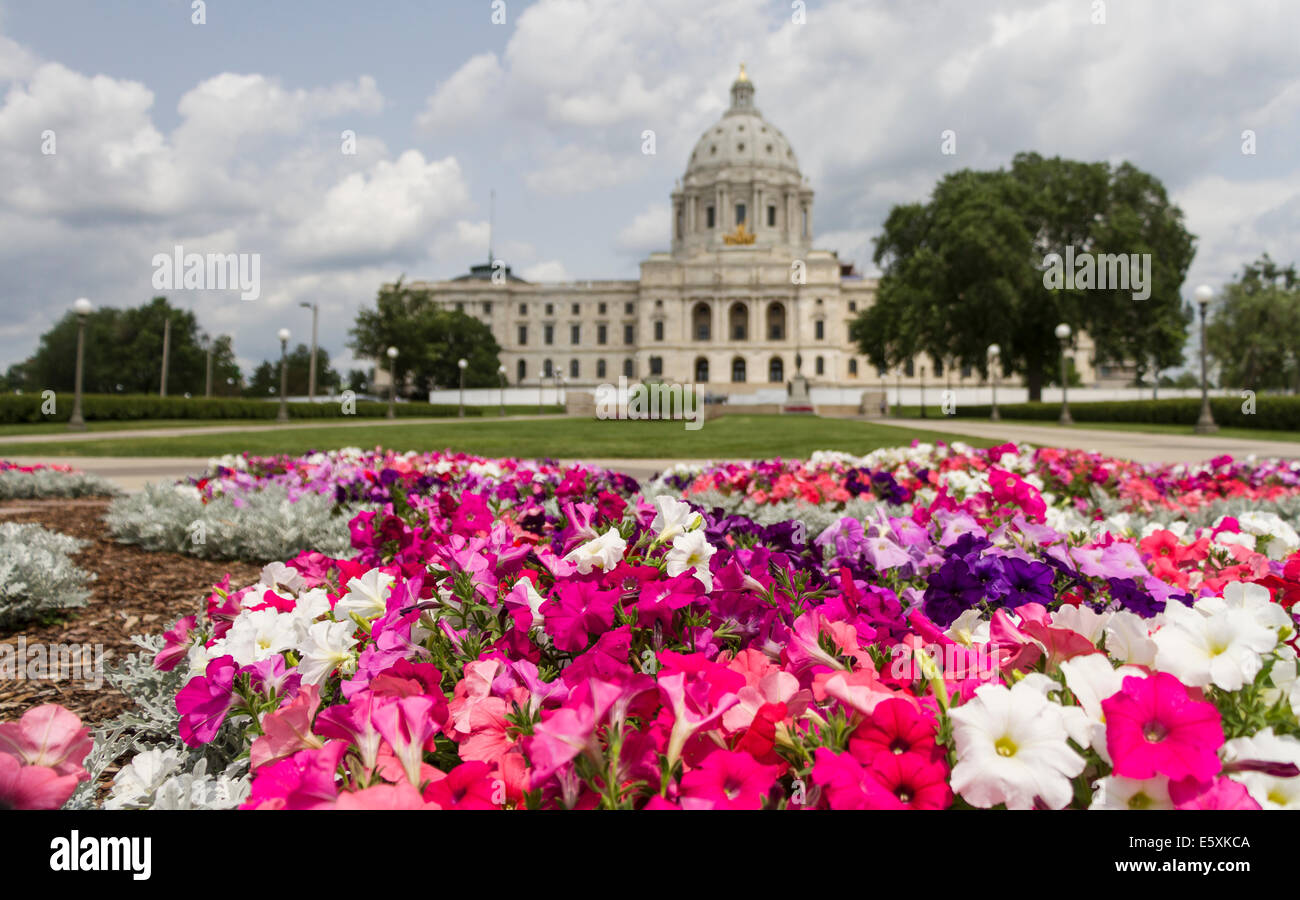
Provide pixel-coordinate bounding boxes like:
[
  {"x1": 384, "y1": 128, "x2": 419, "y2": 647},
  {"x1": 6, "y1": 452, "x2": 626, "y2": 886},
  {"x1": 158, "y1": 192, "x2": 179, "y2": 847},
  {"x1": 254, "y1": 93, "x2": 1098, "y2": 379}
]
[{"x1": 398, "y1": 66, "x2": 1111, "y2": 397}]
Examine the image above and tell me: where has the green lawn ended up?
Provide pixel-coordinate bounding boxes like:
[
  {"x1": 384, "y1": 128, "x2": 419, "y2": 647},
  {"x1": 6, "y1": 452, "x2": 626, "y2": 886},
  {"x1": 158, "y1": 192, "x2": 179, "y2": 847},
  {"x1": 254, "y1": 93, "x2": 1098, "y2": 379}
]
[{"x1": 0, "y1": 415, "x2": 995, "y2": 459}]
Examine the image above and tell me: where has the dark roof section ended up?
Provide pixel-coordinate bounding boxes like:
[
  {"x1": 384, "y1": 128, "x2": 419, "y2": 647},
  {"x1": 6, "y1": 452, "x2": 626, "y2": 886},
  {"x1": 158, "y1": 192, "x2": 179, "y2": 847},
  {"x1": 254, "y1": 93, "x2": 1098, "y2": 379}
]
[{"x1": 452, "y1": 262, "x2": 529, "y2": 284}]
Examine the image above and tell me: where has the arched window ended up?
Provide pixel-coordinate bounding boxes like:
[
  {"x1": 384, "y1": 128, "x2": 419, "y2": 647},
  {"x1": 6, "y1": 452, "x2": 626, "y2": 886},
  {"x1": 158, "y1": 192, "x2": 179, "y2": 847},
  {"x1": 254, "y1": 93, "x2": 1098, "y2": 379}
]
[
  {"x1": 516, "y1": 360, "x2": 526, "y2": 383},
  {"x1": 569, "y1": 359, "x2": 579, "y2": 378},
  {"x1": 729, "y1": 302, "x2": 748, "y2": 341},
  {"x1": 694, "y1": 357, "x2": 709, "y2": 383},
  {"x1": 623, "y1": 358, "x2": 634, "y2": 378},
  {"x1": 904, "y1": 359, "x2": 914, "y2": 377},
  {"x1": 731, "y1": 357, "x2": 746, "y2": 383},
  {"x1": 543, "y1": 359, "x2": 554, "y2": 378},
  {"x1": 815, "y1": 356, "x2": 824, "y2": 375},
  {"x1": 596, "y1": 359, "x2": 606, "y2": 379},
  {"x1": 767, "y1": 303, "x2": 786, "y2": 341},
  {"x1": 768, "y1": 356, "x2": 784, "y2": 383},
  {"x1": 848, "y1": 358, "x2": 858, "y2": 376},
  {"x1": 934, "y1": 357, "x2": 944, "y2": 377},
  {"x1": 692, "y1": 302, "x2": 711, "y2": 341}
]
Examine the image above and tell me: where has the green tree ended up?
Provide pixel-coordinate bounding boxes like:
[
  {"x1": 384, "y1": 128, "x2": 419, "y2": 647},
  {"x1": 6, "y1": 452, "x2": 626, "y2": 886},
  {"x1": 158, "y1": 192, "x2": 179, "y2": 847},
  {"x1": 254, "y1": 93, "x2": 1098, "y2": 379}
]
[
  {"x1": 1206, "y1": 254, "x2": 1300, "y2": 392},
  {"x1": 12, "y1": 297, "x2": 243, "y2": 395},
  {"x1": 242, "y1": 344, "x2": 341, "y2": 398},
  {"x1": 851, "y1": 153, "x2": 1195, "y2": 400},
  {"x1": 349, "y1": 278, "x2": 502, "y2": 397}
]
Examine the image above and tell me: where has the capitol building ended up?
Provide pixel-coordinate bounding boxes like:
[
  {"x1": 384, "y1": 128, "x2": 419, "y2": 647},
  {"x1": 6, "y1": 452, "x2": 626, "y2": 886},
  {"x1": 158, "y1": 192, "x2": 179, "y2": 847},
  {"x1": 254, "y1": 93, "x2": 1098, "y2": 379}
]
[{"x1": 400, "y1": 66, "x2": 1114, "y2": 409}]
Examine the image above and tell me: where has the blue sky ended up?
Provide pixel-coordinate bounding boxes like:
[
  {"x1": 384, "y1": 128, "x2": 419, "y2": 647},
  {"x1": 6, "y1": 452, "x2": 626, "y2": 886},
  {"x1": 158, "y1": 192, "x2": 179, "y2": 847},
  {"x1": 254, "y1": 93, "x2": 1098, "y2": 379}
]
[{"x1": 1, "y1": 0, "x2": 1297, "y2": 376}]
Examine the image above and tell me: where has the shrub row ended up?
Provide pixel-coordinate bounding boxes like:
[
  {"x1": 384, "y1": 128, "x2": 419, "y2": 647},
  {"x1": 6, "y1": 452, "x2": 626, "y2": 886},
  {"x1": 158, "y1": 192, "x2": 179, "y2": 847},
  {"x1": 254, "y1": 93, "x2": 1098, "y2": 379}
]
[
  {"x1": 0, "y1": 393, "x2": 486, "y2": 424},
  {"x1": 929, "y1": 395, "x2": 1300, "y2": 431}
]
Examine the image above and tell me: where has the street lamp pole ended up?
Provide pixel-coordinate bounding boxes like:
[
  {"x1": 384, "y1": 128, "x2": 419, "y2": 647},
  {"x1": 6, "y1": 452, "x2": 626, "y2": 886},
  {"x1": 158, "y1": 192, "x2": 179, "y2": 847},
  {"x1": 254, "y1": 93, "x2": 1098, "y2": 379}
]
[
  {"x1": 919, "y1": 365, "x2": 927, "y2": 418},
  {"x1": 1055, "y1": 323, "x2": 1073, "y2": 426},
  {"x1": 386, "y1": 346, "x2": 399, "y2": 419},
  {"x1": 498, "y1": 364, "x2": 507, "y2": 417},
  {"x1": 1194, "y1": 285, "x2": 1218, "y2": 434},
  {"x1": 202, "y1": 333, "x2": 214, "y2": 398},
  {"x1": 159, "y1": 315, "x2": 171, "y2": 397},
  {"x1": 299, "y1": 302, "x2": 319, "y2": 403},
  {"x1": 276, "y1": 328, "x2": 290, "y2": 423},
  {"x1": 69, "y1": 298, "x2": 93, "y2": 431},
  {"x1": 988, "y1": 344, "x2": 1001, "y2": 421},
  {"x1": 457, "y1": 357, "x2": 468, "y2": 418}
]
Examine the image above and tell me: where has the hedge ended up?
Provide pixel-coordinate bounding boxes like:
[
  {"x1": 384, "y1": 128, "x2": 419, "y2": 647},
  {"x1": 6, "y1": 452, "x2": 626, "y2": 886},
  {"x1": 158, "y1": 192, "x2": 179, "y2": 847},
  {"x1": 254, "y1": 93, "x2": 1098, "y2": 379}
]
[
  {"x1": 919, "y1": 396, "x2": 1300, "y2": 432},
  {"x1": 0, "y1": 393, "x2": 487, "y2": 424}
]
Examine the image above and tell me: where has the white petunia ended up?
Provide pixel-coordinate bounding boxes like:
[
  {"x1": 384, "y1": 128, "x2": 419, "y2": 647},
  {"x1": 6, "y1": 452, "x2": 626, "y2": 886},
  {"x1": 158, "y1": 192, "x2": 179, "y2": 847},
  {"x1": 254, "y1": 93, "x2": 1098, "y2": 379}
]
[
  {"x1": 1051, "y1": 606, "x2": 1112, "y2": 646},
  {"x1": 948, "y1": 675, "x2": 1087, "y2": 810},
  {"x1": 945, "y1": 609, "x2": 991, "y2": 647},
  {"x1": 1089, "y1": 775, "x2": 1174, "y2": 810},
  {"x1": 651, "y1": 496, "x2": 702, "y2": 543},
  {"x1": 221, "y1": 608, "x2": 301, "y2": 666},
  {"x1": 1104, "y1": 610, "x2": 1159, "y2": 666},
  {"x1": 334, "y1": 569, "x2": 396, "y2": 621},
  {"x1": 563, "y1": 527, "x2": 627, "y2": 574},
  {"x1": 105, "y1": 748, "x2": 185, "y2": 810},
  {"x1": 1265, "y1": 646, "x2": 1300, "y2": 715},
  {"x1": 665, "y1": 529, "x2": 717, "y2": 591},
  {"x1": 1203, "y1": 581, "x2": 1294, "y2": 639},
  {"x1": 1221, "y1": 728, "x2": 1300, "y2": 810},
  {"x1": 296, "y1": 620, "x2": 359, "y2": 686},
  {"x1": 1152, "y1": 600, "x2": 1276, "y2": 691},
  {"x1": 1060, "y1": 654, "x2": 1146, "y2": 762},
  {"x1": 259, "y1": 561, "x2": 306, "y2": 594}
]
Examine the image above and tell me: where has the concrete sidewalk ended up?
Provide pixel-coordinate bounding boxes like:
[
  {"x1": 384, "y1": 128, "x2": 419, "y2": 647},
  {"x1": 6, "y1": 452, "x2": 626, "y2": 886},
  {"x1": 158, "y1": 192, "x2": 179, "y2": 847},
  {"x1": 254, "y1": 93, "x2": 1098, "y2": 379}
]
[
  {"x1": 889, "y1": 418, "x2": 1299, "y2": 464},
  {"x1": 0, "y1": 413, "x2": 572, "y2": 445}
]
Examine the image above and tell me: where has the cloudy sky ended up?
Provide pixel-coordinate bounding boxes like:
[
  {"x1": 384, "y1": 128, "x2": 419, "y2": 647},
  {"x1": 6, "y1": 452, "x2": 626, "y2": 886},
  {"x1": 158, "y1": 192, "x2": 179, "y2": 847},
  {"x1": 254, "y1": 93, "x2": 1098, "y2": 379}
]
[{"x1": 2, "y1": 0, "x2": 1297, "y2": 376}]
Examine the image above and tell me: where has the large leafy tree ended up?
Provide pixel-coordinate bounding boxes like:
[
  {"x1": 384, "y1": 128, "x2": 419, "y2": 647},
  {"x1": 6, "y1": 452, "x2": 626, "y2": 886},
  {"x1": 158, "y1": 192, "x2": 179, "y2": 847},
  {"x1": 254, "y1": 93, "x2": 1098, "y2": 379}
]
[
  {"x1": 1206, "y1": 254, "x2": 1300, "y2": 392},
  {"x1": 851, "y1": 153, "x2": 1195, "y2": 400},
  {"x1": 349, "y1": 278, "x2": 503, "y2": 397},
  {"x1": 243, "y1": 343, "x2": 342, "y2": 397},
  {"x1": 10, "y1": 296, "x2": 242, "y2": 395}
]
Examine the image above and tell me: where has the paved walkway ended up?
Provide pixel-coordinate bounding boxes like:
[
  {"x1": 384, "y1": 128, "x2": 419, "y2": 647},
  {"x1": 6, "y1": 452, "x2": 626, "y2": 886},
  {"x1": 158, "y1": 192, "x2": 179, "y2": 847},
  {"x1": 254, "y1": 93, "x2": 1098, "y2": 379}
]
[
  {"x1": 0, "y1": 413, "x2": 571, "y2": 445},
  {"x1": 890, "y1": 418, "x2": 1299, "y2": 464}
]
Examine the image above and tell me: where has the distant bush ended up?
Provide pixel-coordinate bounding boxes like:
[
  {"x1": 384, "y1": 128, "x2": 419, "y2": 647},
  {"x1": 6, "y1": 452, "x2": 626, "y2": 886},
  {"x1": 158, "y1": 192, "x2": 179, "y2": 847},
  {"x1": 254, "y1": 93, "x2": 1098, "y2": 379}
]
[
  {"x1": 922, "y1": 396, "x2": 1300, "y2": 431},
  {"x1": 0, "y1": 467, "x2": 120, "y2": 499},
  {"x1": 0, "y1": 523, "x2": 94, "y2": 627},
  {"x1": 0, "y1": 393, "x2": 486, "y2": 424}
]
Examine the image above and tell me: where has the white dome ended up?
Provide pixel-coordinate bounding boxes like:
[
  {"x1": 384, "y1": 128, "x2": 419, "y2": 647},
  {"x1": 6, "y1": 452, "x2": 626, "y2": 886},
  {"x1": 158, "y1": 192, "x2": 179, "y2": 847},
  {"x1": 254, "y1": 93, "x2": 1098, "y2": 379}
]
[{"x1": 685, "y1": 112, "x2": 800, "y2": 181}]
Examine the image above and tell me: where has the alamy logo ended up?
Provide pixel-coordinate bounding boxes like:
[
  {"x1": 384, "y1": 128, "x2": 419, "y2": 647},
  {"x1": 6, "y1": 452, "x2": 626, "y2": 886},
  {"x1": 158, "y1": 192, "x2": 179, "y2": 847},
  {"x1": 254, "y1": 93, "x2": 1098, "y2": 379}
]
[
  {"x1": 151, "y1": 244, "x2": 261, "y2": 301},
  {"x1": 1042, "y1": 246, "x2": 1151, "y2": 301},
  {"x1": 594, "y1": 376, "x2": 703, "y2": 431},
  {"x1": 49, "y1": 831, "x2": 151, "y2": 880},
  {"x1": 0, "y1": 638, "x2": 104, "y2": 690}
]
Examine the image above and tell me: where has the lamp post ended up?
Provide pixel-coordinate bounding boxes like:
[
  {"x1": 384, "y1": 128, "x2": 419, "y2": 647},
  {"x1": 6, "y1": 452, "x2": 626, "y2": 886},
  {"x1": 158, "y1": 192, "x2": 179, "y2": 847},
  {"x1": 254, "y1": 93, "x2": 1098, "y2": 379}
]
[
  {"x1": 275, "y1": 328, "x2": 290, "y2": 423},
  {"x1": 457, "y1": 357, "x2": 468, "y2": 418},
  {"x1": 386, "y1": 346, "x2": 399, "y2": 420},
  {"x1": 919, "y1": 365, "x2": 927, "y2": 418},
  {"x1": 1055, "y1": 323, "x2": 1073, "y2": 426},
  {"x1": 558, "y1": 373, "x2": 567, "y2": 407},
  {"x1": 538, "y1": 374, "x2": 544, "y2": 414},
  {"x1": 1194, "y1": 285, "x2": 1218, "y2": 433},
  {"x1": 201, "y1": 332, "x2": 214, "y2": 398},
  {"x1": 498, "y1": 364, "x2": 507, "y2": 417},
  {"x1": 895, "y1": 368, "x2": 902, "y2": 412},
  {"x1": 68, "y1": 297, "x2": 93, "y2": 431},
  {"x1": 299, "y1": 301, "x2": 319, "y2": 402},
  {"x1": 988, "y1": 344, "x2": 1001, "y2": 421},
  {"x1": 159, "y1": 314, "x2": 171, "y2": 398}
]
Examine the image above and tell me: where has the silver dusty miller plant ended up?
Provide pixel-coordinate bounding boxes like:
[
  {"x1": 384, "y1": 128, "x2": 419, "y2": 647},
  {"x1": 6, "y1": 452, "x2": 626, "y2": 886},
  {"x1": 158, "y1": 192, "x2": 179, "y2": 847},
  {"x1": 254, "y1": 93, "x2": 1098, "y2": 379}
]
[
  {"x1": 106, "y1": 482, "x2": 357, "y2": 562},
  {"x1": 0, "y1": 522, "x2": 94, "y2": 627},
  {"x1": 0, "y1": 468, "x2": 120, "y2": 499}
]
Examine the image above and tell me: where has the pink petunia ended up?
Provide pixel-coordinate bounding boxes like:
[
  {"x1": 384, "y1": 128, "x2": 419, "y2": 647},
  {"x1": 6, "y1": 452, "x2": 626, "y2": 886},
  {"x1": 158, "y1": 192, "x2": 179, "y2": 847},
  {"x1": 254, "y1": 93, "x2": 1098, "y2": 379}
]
[
  {"x1": 679, "y1": 749, "x2": 780, "y2": 810},
  {"x1": 176, "y1": 655, "x2": 239, "y2": 747},
  {"x1": 0, "y1": 755, "x2": 83, "y2": 810},
  {"x1": 1103, "y1": 672, "x2": 1224, "y2": 783},
  {"x1": 0, "y1": 704, "x2": 93, "y2": 777}
]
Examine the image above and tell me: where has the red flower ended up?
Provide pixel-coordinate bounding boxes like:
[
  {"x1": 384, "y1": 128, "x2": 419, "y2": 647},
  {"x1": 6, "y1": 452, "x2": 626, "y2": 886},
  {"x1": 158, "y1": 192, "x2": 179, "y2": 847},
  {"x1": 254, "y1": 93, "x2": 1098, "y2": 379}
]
[{"x1": 848, "y1": 697, "x2": 941, "y2": 765}]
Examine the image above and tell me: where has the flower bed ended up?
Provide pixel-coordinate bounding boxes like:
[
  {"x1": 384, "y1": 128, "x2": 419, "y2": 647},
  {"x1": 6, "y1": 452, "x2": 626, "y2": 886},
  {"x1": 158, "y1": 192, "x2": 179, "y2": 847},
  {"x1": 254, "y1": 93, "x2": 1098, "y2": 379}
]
[
  {"x1": 0, "y1": 522, "x2": 95, "y2": 627},
  {"x1": 15, "y1": 442, "x2": 1300, "y2": 811},
  {"x1": 0, "y1": 460, "x2": 120, "y2": 499}
]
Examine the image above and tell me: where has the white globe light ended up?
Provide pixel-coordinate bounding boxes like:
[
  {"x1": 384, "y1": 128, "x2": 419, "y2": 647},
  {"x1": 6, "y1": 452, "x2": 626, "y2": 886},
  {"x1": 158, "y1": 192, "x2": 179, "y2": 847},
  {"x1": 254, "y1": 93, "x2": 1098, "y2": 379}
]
[
  {"x1": 386, "y1": 346, "x2": 398, "y2": 359},
  {"x1": 73, "y1": 297, "x2": 93, "y2": 315},
  {"x1": 987, "y1": 343, "x2": 1000, "y2": 357},
  {"x1": 1054, "y1": 323, "x2": 1071, "y2": 340},
  {"x1": 1194, "y1": 284, "x2": 1214, "y2": 303},
  {"x1": 498, "y1": 364, "x2": 507, "y2": 374},
  {"x1": 458, "y1": 358, "x2": 468, "y2": 369},
  {"x1": 277, "y1": 328, "x2": 290, "y2": 342}
]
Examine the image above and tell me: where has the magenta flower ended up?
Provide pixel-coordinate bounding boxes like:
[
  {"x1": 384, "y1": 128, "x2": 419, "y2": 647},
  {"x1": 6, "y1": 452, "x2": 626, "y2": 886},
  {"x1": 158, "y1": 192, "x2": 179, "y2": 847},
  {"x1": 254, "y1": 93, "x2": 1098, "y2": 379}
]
[
  {"x1": 176, "y1": 655, "x2": 239, "y2": 747},
  {"x1": 679, "y1": 749, "x2": 779, "y2": 810},
  {"x1": 1169, "y1": 775, "x2": 1262, "y2": 810},
  {"x1": 242, "y1": 741, "x2": 347, "y2": 810},
  {"x1": 0, "y1": 754, "x2": 83, "y2": 810},
  {"x1": 1103, "y1": 673, "x2": 1224, "y2": 783},
  {"x1": 250, "y1": 685, "x2": 324, "y2": 771},
  {"x1": 154, "y1": 614, "x2": 198, "y2": 672},
  {"x1": 541, "y1": 581, "x2": 620, "y2": 653},
  {"x1": 315, "y1": 691, "x2": 388, "y2": 772}
]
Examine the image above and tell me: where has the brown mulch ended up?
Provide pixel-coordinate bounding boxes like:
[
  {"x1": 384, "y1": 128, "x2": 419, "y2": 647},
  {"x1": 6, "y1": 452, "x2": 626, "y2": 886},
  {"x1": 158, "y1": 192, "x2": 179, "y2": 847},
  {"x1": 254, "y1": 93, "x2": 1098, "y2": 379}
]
[{"x1": 0, "y1": 498, "x2": 261, "y2": 727}]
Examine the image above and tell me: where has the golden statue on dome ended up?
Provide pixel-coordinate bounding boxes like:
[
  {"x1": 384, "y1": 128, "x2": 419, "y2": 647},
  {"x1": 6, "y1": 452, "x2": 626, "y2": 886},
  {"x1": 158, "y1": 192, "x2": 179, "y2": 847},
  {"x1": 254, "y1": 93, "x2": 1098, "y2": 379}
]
[{"x1": 723, "y1": 222, "x2": 756, "y2": 245}]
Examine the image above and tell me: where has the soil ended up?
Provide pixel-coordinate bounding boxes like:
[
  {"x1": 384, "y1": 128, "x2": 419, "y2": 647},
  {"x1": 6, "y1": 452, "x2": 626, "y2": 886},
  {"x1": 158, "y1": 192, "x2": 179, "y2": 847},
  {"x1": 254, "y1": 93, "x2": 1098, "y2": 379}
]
[{"x1": 0, "y1": 498, "x2": 261, "y2": 726}]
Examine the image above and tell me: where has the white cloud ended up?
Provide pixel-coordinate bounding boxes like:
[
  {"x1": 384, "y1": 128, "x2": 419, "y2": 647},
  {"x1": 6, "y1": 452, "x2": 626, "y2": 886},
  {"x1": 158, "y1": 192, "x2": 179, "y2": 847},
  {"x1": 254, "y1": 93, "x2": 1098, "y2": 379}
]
[
  {"x1": 615, "y1": 202, "x2": 668, "y2": 254},
  {"x1": 521, "y1": 259, "x2": 570, "y2": 282}
]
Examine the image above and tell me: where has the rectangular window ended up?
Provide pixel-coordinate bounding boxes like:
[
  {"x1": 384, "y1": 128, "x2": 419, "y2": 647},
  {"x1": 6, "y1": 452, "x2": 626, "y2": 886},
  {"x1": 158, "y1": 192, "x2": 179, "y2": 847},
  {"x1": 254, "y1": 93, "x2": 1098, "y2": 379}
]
[
  {"x1": 519, "y1": 303, "x2": 527, "y2": 315},
  {"x1": 767, "y1": 205, "x2": 776, "y2": 227},
  {"x1": 624, "y1": 302, "x2": 634, "y2": 315},
  {"x1": 598, "y1": 302, "x2": 607, "y2": 314},
  {"x1": 848, "y1": 301, "x2": 857, "y2": 312},
  {"x1": 483, "y1": 301, "x2": 492, "y2": 314},
  {"x1": 545, "y1": 303, "x2": 554, "y2": 316},
  {"x1": 706, "y1": 206, "x2": 715, "y2": 229},
  {"x1": 518, "y1": 325, "x2": 528, "y2": 345},
  {"x1": 815, "y1": 356, "x2": 824, "y2": 375},
  {"x1": 544, "y1": 325, "x2": 554, "y2": 345},
  {"x1": 624, "y1": 324, "x2": 634, "y2": 345},
  {"x1": 814, "y1": 320, "x2": 824, "y2": 340},
  {"x1": 596, "y1": 359, "x2": 606, "y2": 378},
  {"x1": 455, "y1": 302, "x2": 464, "y2": 313},
  {"x1": 570, "y1": 324, "x2": 580, "y2": 345},
  {"x1": 597, "y1": 324, "x2": 607, "y2": 345},
  {"x1": 735, "y1": 203, "x2": 746, "y2": 225},
  {"x1": 571, "y1": 303, "x2": 580, "y2": 315},
  {"x1": 654, "y1": 321, "x2": 664, "y2": 341},
  {"x1": 569, "y1": 359, "x2": 579, "y2": 378},
  {"x1": 848, "y1": 358, "x2": 858, "y2": 376}
]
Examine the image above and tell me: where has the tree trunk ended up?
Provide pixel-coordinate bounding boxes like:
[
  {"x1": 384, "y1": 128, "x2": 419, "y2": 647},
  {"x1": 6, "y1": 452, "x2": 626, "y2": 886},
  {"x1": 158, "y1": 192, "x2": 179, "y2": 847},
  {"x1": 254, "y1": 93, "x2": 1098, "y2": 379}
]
[{"x1": 1026, "y1": 362, "x2": 1044, "y2": 402}]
